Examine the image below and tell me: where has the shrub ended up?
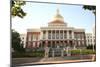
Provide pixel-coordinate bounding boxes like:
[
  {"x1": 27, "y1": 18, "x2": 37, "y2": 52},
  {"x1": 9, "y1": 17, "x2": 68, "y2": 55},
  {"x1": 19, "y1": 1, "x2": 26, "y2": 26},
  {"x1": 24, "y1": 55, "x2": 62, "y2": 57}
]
[
  {"x1": 12, "y1": 50, "x2": 45, "y2": 58},
  {"x1": 81, "y1": 49, "x2": 95, "y2": 55},
  {"x1": 67, "y1": 49, "x2": 95, "y2": 55}
]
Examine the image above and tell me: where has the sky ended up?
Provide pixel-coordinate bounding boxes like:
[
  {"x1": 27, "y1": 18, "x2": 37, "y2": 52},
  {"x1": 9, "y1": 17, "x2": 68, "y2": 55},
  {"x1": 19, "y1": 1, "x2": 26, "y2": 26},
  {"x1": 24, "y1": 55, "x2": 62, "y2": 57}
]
[{"x1": 12, "y1": 2, "x2": 95, "y2": 34}]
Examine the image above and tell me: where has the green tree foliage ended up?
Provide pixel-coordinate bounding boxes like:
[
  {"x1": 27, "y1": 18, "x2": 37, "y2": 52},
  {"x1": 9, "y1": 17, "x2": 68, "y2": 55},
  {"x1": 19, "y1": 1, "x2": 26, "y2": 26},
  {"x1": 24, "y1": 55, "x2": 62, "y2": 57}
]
[
  {"x1": 11, "y1": 0, "x2": 26, "y2": 18},
  {"x1": 12, "y1": 29, "x2": 25, "y2": 52},
  {"x1": 83, "y1": 5, "x2": 96, "y2": 15}
]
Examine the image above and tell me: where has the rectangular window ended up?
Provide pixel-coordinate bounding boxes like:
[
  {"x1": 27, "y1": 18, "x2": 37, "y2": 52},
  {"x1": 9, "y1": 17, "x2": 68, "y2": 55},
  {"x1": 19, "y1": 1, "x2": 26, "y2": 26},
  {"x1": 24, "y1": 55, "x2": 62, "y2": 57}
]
[
  {"x1": 82, "y1": 41, "x2": 84, "y2": 45},
  {"x1": 43, "y1": 31, "x2": 46, "y2": 39},
  {"x1": 64, "y1": 32, "x2": 67, "y2": 39},
  {"x1": 77, "y1": 34, "x2": 80, "y2": 40},
  {"x1": 48, "y1": 33, "x2": 51, "y2": 39},
  {"x1": 69, "y1": 34, "x2": 72, "y2": 39},
  {"x1": 32, "y1": 35, "x2": 34, "y2": 41},
  {"x1": 52, "y1": 33, "x2": 55, "y2": 39},
  {"x1": 60, "y1": 33, "x2": 63, "y2": 39},
  {"x1": 56, "y1": 33, "x2": 59, "y2": 39},
  {"x1": 74, "y1": 34, "x2": 77, "y2": 39},
  {"x1": 28, "y1": 35, "x2": 32, "y2": 41}
]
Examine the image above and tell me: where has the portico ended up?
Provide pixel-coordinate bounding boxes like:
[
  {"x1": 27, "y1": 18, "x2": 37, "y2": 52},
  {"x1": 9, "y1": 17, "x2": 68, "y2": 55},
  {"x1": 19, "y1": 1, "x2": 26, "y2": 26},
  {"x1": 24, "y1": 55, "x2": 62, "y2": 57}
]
[{"x1": 26, "y1": 9, "x2": 86, "y2": 50}]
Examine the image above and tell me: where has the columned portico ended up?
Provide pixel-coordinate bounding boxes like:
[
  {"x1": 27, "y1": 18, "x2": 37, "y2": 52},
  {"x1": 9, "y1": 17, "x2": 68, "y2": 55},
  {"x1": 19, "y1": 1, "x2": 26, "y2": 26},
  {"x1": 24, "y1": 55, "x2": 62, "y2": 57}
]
[{"x1": 26, "y1": 8, "x2": 86, "y2": 55}]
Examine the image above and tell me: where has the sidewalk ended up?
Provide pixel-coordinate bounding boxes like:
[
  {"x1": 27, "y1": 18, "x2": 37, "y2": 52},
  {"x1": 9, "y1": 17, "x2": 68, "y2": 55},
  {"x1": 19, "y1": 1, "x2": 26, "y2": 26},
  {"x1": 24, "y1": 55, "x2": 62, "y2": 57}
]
[{"x1": 18, "y1": 59, "x2": 93, "y2": 66}]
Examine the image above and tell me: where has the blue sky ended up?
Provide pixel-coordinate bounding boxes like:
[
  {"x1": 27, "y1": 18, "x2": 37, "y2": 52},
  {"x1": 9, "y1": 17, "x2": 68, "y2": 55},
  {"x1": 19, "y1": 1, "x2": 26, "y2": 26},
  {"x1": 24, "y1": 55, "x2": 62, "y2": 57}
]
[{"x1": 12, "y1": 2, "x2": 95, "y2": 34}]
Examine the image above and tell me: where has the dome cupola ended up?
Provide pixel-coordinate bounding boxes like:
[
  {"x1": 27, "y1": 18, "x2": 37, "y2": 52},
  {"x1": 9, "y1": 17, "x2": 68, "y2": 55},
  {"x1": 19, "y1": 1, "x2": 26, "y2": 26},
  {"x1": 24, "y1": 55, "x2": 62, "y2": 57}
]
[
  {"x1": 48, "y1": 8, "x2": 67, "y2": 27},
  {"x1": 53, "y1": 8, "x2": 64, "y2": 21}
]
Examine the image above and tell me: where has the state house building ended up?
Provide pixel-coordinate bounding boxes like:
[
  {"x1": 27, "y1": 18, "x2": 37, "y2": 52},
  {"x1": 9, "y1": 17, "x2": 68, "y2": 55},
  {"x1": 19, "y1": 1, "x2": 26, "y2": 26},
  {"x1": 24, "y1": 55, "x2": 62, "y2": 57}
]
[{"x1": 26, "y1": 9, "x2": 86, "y2": 49}]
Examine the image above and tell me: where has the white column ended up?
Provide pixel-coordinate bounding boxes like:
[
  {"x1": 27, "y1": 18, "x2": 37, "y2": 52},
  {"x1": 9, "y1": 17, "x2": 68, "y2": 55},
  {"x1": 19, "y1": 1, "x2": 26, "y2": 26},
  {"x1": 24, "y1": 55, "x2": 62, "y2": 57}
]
[
  {"x1": 40, "y1": 31, "x2": 43, "y2": 40},
  {"x1": 66, "y1": 31, "x2": 67, "y2": 39},
  {"x1": 72, "y1": 31, "x2": 74, "y2": 39},
  {"x1": 46, "y1": 30, "x2": 48, "y2": 40},
  {"x1": 67, "y1": 30, "x2": 69, "y2": 39},
  {"x1": 55, "y1": 30, "x2": 56, "y2": 39},
  {"x1": 63, "y1": 30, "x2": 64, "y2": 39},
  {"x1": 59, "y1": 30, "x2": 60, "y2": 39},
  {"x1": 51, "y1": 30, "x2": 52, "y2": 39},
  {"x1": 54, "y1": 31, "x2": 55, "y2": 39}
]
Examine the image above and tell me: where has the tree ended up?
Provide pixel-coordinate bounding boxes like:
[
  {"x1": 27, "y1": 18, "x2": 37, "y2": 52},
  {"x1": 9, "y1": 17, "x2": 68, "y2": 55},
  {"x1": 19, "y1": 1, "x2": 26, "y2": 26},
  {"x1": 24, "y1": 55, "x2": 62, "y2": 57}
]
[
  {"x1": 83, "y1": 5, "x2": 96, "y2": 15},
  {"x1": 11, "y1": 0, "x2": 26, "y2": 18},
  {"x1": 12, "y1": 29, "x2": 25, "y2": 52}
]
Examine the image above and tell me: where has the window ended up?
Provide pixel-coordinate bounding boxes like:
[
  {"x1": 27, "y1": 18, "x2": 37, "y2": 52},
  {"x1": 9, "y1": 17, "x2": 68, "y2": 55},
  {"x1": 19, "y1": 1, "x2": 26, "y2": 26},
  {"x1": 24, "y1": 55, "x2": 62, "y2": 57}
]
[
  {"x1": 75, "y1": 34, "x2": 77, "y2": 39},
  {"x1": 82, "y1": 41, "x2": 84, "y2": 45},
  {"x1": 43, "y1": 31, "x2": 46, "y2": 39},
  {"x1": 64, "y1": 34, "x2": 67, "y2": 39},
  {"x1": 48, "y1": 31, "x2": 51, "y2": 39},
  {"x1": 82, "y1": 34, "x2": 84, "y2": 40},
  {"x1": 91, "y1": 39, "x2": 92, "y2": 42},
  {"x1": 94, "y1": 39, "x2": 95, "y2": 42},
  {"x1": 22, "y1": 37, "x2": 24, "y2": 39},
  {"x1": 51, "y1": 31, "x2": 55, "y2": 39},
  {"x1": 52, "y1": 33, "x2": 55, "y2": 39},
  {"x1": 28, "y1": 35, "x2": 31, "y2": 41},
  {"x1": 88, "y1": 39, "x2": 89, "y2": 42},
  {"x1": 48, "y1": 36, "x2": 51, "y2": 39},
  {"x1": 48, "y1": 33, "x2": 51, "y2": 39},
  {"x1": 43, "y1": 36, "x2": 45, "y2": 39},
  {"x1": 64, "y1": 31, "x2": 67, "y2": 39},
  {"x1": 56, "y1": 33, "x2": 59, "y2": 39},
  {"x1": 32, "y1": 34, "x2": 37, "y2": 41},
  {"x1": 69, "y1": 30, "x2": 72, "y2": 34},
  {"x1": 77, "y1": 34, "x2": 80, "y2": 40},
  {"x1": 60, "y1": 32, "x2": 63, "y2": 39},
  {"x1": 88, "y1": 36, "x2": 89, "y2": 38},
  {"x1": 32, "y1": 35, "x2": 34, "y2": 41},
  {"x1": 69, "y1": 34, "x2": 72, "y2": 39}
]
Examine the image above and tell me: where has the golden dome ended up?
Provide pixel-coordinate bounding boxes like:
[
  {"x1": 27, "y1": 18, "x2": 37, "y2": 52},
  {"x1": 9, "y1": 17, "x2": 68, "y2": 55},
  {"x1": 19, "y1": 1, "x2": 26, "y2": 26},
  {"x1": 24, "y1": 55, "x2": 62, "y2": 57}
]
[
  {"x1": 48, "y1": 9, "x2": 67, "y2": 27},
  {"x1": 53, "y1": 9, "x2": 64, "y2": 21}
]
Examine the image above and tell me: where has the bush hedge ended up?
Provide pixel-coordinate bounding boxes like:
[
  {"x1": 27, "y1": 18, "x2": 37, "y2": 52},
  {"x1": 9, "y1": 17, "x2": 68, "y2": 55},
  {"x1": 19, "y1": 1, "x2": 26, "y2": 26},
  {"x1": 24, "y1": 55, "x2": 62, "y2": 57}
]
[
  {"x1": 68, "y1": 49, "x2": 96, "y2": 55},
  {"x1": 12, "y1": 49, "x2": 96, "y2": 58},
  {"x1": 12, "y1": 51, "x2": 45, "y2": 58}
]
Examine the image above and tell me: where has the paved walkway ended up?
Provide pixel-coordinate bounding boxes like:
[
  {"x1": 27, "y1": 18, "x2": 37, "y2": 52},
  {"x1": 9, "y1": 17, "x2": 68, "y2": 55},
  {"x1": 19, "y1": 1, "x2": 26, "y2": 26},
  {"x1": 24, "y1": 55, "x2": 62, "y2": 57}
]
[
  {"x1": 12, "y1": 55, "x2": 95, "y2": 66},
  {"x1": 14, "y1": 58, "x2": 93, "y2": 66},
  {"x1": 23, "y1": 59, "x2": 92, "y2": 65}
]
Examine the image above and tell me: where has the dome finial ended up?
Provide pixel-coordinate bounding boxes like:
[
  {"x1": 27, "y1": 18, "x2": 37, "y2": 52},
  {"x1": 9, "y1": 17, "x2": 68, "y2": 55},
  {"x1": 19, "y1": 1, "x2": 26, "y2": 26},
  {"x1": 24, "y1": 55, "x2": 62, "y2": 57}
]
[
  {"x1": 52, "y1": 8, "x2": 64, "y2": 22},
  {"x1": 57, "y1": 8, "x2": 59, "y2": 15}
]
